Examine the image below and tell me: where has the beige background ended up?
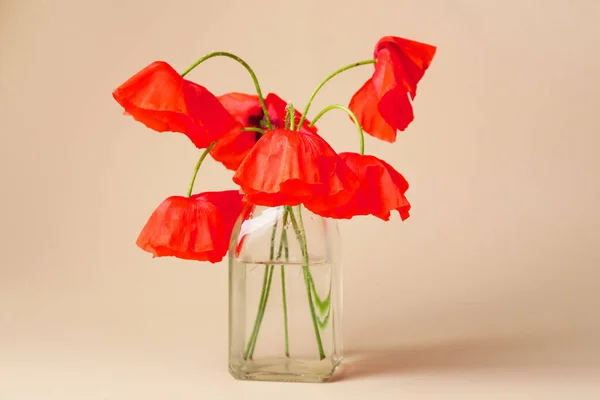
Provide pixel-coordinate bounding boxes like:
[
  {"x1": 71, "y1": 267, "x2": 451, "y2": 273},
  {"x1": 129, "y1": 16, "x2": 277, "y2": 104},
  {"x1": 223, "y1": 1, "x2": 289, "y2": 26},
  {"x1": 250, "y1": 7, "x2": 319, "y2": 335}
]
[{"x1": 1, "y1": 0, "x2": 599, "y2": 398}]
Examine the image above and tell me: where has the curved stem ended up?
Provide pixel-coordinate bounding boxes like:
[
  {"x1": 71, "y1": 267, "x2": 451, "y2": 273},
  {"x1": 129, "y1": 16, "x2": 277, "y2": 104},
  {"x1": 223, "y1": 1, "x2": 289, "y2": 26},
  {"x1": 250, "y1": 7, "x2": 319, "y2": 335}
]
[
  {"x1": 297, "y1": 59, "x2": 375, "y2": 128},
  {"x1": 186, "y1": 142, "x2": 216, "y2": 197},
  {"x1": 310, "y1": 104, "x2": 365, "y2": 155},
  {"x1": 308, "y1": 272, "x2": 331, "y2": 316},
  {"x1": 241, "y1": 127, "x2": 265, "y2": 135},
  {"x1": 180, "y1": 51, "x2": 273, "y2": 129}
]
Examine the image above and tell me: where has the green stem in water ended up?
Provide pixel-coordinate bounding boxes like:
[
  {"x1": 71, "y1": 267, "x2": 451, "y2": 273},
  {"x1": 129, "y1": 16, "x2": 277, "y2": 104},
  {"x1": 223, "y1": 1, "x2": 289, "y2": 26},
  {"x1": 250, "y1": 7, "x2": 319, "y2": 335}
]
[
  {"x1": 275, "y1": 208, "x2": 291, "y2": 357},
  {"x1": 309, "y1": 104, "x2": 365, "y2": 155},
  {"x1": 302, "y1": 265, "x2": 324, "y2": 357},
  {"x1": 288, "y1": 206, "x2": 326, "y2": 360},
  {"x1": 295, "y1": 206, "x2": 331, "y2": 329},
  {"x1": 279, "y1": 227, "x2": 290, "y2": 357},
  {"x1": 244, "y1": 221, "x2": 279, "y2": 360},
  {"x1": 243, "y1": 265, "x2": 270, "y2": 360},
  {"x1": 297, "y1": 59, "x2": 376, "y2": 129},
  {"x1": 186, "y1": 142, "x2": 216, "y2": 197},
  {"x1": 308, "y1": 272, "x2": 331, "y2": 317},
  {"x1": 248, "y1": 265, "x2": 275, "y2": 359},
  {"x1": 180, "y1": 51, "x2": 273, "y2": 129}
]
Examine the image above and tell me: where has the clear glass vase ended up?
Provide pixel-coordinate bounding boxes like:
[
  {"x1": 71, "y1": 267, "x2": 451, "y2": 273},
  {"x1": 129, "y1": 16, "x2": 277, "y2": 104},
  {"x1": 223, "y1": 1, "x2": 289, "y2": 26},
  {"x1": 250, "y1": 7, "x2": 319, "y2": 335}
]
[{"x1": 228, "y1": 204, "x2": 342, "y2": 383}]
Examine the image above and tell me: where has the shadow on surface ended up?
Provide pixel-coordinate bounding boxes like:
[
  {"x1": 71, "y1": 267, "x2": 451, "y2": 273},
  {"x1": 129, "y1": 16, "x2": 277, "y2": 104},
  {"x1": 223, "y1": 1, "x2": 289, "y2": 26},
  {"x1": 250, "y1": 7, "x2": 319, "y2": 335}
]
[{"x1": 333, "y1": 331, "x2": 600, "y2": 381}]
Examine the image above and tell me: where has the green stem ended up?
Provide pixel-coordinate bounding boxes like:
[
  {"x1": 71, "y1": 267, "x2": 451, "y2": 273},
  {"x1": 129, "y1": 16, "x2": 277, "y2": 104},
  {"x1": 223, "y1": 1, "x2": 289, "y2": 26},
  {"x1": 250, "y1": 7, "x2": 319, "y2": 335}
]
[
  {"x1": 284, "y1": 103, "x2": 295, "y2": 131},
  {"x1": 302, "y1": 266, "x2": 325, "y2": 359},
  {"x1": 305, "y1": 270, "x2": 331, "y2": 329},
  {"x1": 248, "y1": 265, "x2": 274, "y2": 359},
  {"x1": 244, "y1": 221, "x2": 279, "y2": 360},
  {"x1": 275, "y1": 209, "x2": 291, "y2": 357},
  {"x1": 186, "y1": 142, "x2": 215, "y2": 197},
  {"x1": 309, "y1": 104, "x2": 365, "y2": 155},
  {"x1": 301, "y1": 221, "x2": 331, "y2": 330},
  {"x1": 243, "y1": 265, "x2": 270, "y2": 360},
  {"x1": 241, "y1": 127, "x2": 266, "y2": 135},
  {"x1": 297, "y1": 59, "x2": 376, "y2": 129},
  {"x1": 288, "y1": 206, "x2": 326, "y2": 360},
  {"x1": 280, "y1": 230, "x2": 290, "y2": 357},
  {"x1": 308, "y1": 272, "x2": 331, "y2": 316},
  {"x1": 289, "y1": 104, "x2": 296, "y2": 131},
  {"x1": 180, "y1": 51, "x2": 273, "y2": 129}
]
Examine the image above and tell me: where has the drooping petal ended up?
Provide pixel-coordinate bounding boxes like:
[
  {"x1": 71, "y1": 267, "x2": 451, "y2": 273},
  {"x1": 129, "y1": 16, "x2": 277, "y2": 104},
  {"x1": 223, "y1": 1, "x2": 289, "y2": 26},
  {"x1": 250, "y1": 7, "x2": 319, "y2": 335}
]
[
  {"x1": 112, "y1": 61, "x2": 239, "y2": 148},
  {"x1": 217, "y1": 92, "x2": 264, "y2": 126},
  {"x1": 136, "y1": 190, "x2": 244, "y2": 263},
  {"x1": 210, "y1": 92, "x2": 318, "y2": 171},
  {"x1": 349, "y1": 36, "x2": 436, "y2": 142},
  {"x1": 209, "y1": 93, "x2": 264, "y2": 170},
  {"x1": 210, "y1": 129, "x2": 261, "y2": 171},
  {"x1": 375, "y1": 36, "x2": 437, "y2": 98},
  {"x1": 371, "y1": 48, "x2": 417, "y2": 137},
  {"x1": 348, "y1": 77, "x2": 398, "y2": 142},
  {"x1": 312, "y1": 152, "x2": 410, "y2": 221},
  {"x1": 232, "y1": 129, "x2": 359, "y2": 212}
]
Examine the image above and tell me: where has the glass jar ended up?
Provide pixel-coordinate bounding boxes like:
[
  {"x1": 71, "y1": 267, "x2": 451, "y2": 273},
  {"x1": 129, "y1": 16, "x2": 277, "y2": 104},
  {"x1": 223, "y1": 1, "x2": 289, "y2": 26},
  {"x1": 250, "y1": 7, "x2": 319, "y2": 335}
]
[{"x1": 228, "y1": 204, "x2": 342, "y2": 383}]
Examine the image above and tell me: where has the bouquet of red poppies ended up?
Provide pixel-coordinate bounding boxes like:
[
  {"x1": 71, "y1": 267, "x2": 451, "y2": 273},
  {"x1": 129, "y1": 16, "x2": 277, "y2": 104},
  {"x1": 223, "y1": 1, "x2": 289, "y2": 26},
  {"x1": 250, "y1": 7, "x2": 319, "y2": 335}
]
[{"x1": 112, "y1": 36, "x2": 436, "y2": 264}]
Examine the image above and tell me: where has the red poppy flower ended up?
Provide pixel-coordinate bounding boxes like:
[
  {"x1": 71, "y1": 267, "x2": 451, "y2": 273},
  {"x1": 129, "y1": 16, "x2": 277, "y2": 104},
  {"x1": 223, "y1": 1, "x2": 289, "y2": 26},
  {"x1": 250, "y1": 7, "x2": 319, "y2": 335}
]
[
  {"x1": 349, "y1": 36, "x2": 436, "y2": 143},
  {"x1": 210, "y1": 92, "x2": 317, "y2": 170},
  {"x1": 311, "y1": 152, "x2": 410, "y2": 221},
  {"x1": 232, "y1": 129, "x2": 359, "y2": 213},
  {"x1": 136, "y1": 190, "x2": 245, "y2": 263},
  {"x1": 112, "y1": 61, "x2": 239, "y2": 149},
  {"x1": 264, "y1": 93, "x2": 317, "y2": 134}
]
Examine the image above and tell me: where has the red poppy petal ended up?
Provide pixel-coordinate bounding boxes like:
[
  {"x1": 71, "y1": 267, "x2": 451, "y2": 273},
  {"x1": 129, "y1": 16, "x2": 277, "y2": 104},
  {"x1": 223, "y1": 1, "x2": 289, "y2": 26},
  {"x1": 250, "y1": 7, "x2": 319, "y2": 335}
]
[
  {"x1": 217, "y1": 92, "x2": 263, "y2": 125},
  {"x1": 232, "y1": 129, "x2": 358, "y2": 209},
  {"x1": 349, "y1": 78, "x2": 397, "y2": 142},
  {"x1": 349, "y1": 36, "x2": 436, "y2": 141},
  {"x1": 209, "y1": 92, "x2": 319, "y2": 171},
  {"x1": 210, "y1": 129, "x2": 258, "y2": 171},
  {"x1": 313, "y1": 153, "x2": 410, "y2": 221},
  {"x1": 376, "y1": 36, "x2": 437, "y2": 97},
  {"x1": 372, "y1": 49, "x2": 415, "y2": 133},
  {"x1": 112, "y1": 61, "x2": 239, "y2": 149},
  {"x1": 136, "y1": 196, "x2": 219, "y2": 261},
  {"x1": 196, "y1": 190, "x2": 246, "y2": 227},
  {"x1": 136, "y1": 191, "x2": 244, "y2": 263},
  {"x1": 183, "y1": 83, "x2": 241, "y2": 146},
  {"x1": 368, "y1": 157, "x2": 411, "y2": 221}
]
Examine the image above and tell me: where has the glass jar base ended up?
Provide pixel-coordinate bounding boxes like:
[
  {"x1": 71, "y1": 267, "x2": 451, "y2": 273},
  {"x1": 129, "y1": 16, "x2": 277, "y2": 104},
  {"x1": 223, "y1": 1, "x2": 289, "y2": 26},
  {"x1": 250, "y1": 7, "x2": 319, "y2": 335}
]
[{"x1": 229, "y1": 357, "x2": 341, "y2": 383}]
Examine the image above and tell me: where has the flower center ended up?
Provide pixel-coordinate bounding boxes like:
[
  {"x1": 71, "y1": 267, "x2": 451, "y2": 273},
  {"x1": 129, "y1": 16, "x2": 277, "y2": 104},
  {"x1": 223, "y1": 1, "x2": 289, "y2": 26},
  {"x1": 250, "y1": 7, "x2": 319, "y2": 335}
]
[
  {"x1": 247, "y1": 113, "x2": 263, "y2": 127},
  {"x1": 246, "y1": 113, "x2": 266, "y2": 142}
]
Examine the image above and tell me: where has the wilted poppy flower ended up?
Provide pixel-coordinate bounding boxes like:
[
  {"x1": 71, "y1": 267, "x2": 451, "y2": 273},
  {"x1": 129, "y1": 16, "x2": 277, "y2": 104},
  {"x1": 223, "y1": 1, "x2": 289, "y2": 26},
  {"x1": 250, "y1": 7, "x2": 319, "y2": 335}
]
[
  {"x1": 232, "y1": 129, "x2": 359, "y2": 213},
  {"x1": 264, "y1": 93, "x2": 317, "y2": 134},
  {"x1": 136, "y1": 190, "x2": 245, "y2": 263},
  {"x1": 312, "y1": 152, "x2": 410, "y2": 221},
  {"x1": 349, "y1": 36, "x2": 436, "y2": 143},
  {"x1": 210, "y1": 92, "x2": 317, "y2": 170},
  {"x1": 112, "y1": 61, "x2": 239, "y2": 149}
]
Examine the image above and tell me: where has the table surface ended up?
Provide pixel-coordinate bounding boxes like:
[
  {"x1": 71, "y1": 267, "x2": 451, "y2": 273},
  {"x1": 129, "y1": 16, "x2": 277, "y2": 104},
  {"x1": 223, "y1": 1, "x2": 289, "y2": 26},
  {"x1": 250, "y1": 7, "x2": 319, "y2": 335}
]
[{"x1": 2, "y1": 280, "x2": 599, "y2": 400}]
